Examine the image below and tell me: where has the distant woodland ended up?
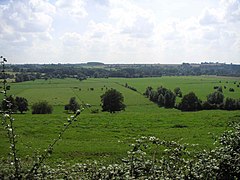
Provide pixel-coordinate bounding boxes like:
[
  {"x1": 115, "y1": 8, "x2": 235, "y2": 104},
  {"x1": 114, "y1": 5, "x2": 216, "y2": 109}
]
[{"x1": 3, "y1": 62, "x2": 240, "y2": 82}]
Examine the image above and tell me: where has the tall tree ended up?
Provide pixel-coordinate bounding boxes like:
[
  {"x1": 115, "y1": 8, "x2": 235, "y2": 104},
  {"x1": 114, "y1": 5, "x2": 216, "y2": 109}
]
[
  {"x1": 163, "y1": 90, "x2": 176, "y2": 108},
  {"x1": 157, "y1": 94, "x2": 164, "y2": 107},
  {"x1": 144, "y1": 86, "x2": 153, "y2": 98},
  {"x1": 15, "y1": 96, "x2": 28, "y2": 114},
  {"x1": 101, "y1": 89, "x2": 126, "y2": 113}
]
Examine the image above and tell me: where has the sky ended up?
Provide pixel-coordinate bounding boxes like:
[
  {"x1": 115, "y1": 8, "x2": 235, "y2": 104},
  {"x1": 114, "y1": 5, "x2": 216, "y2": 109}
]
[{"x1": 0, "y1": 0, "x2": 239, "y2": 64}]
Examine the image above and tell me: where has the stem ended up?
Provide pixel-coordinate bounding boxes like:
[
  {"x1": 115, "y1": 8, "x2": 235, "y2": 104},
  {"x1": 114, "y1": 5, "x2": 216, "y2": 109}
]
[
  {"x1": 9, "y1": 115, "x2": 20, "y2": 178},
  {"x1": 26, "y1": 110, "x2": 81, "y2": 178},
  {"x1": 1, "y1": 57, "x2": 21, "y2": 179}
]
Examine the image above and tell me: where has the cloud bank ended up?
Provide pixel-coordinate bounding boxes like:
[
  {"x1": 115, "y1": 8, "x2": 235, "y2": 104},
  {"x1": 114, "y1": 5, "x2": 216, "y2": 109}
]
[{"x1": 0, "y1": 0, "x2": 239, "y2": 64}]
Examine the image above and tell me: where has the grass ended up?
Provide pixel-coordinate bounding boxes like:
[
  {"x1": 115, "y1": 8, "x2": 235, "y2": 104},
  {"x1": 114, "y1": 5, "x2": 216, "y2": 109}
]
[{"x1": 0, "y1": 76, "x2": 240, "y2": 164}]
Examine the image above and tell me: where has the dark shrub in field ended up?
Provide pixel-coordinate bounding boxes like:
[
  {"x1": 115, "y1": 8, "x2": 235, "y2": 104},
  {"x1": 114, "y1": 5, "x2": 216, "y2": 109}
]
[
  {"x1": 65, "y1": 97, "x2": 80, "y2": 113},
  {"x1": 15, "y1": 96, "x2": 28, "y2": 114},
  {"x1": 146, "y1": 86, "x2": 176, "y2": 108},
  {"x1": 224, "y1": 98, "x2": 240, "y2": 110},
  {"x1": 178, "y1": 92, "x2": 202, "y2": 111},
  {"x1": 207, "y1": 91, "x2": 224, "y2": 105},
  {"x1": 32, "y1": 101, "x2": 53, "y2": 114}
]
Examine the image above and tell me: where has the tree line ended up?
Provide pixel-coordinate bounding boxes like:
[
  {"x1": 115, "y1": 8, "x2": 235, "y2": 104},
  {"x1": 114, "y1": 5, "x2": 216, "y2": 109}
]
[
  {"x1": 0, "y1": 89, "x2": 126, "y2": 115},
  {"x1": 144, "y1": 86, "x2": 240, "y2": 111},
  {"x1": 4, "y1": 63, "x2": 240, "y2": 83}
]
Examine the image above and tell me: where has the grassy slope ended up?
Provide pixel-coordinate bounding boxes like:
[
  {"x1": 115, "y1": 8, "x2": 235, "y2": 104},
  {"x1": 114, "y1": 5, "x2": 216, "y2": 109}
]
[{"x1": 0, "y1": 77, "x2": 240, "y2": 163}]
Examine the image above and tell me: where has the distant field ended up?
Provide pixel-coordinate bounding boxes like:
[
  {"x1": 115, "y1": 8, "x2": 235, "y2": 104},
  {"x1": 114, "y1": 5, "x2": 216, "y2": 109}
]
[{"x1": 0, "y1": 76, "x2": 240, "y2": 163}]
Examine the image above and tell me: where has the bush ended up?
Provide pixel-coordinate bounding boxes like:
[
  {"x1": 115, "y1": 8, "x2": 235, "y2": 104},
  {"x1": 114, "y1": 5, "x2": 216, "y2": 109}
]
[
  {"x1": 178, "y1": 92, "x2": 202, "y2": 111},
  {"x1": 207, "y1": 91, "x2": 224, "y2": 105},
  {"x1": 147, "y1": 86, "x2": 176, "y2": 108},
  {"x1": 224, "y1": 98, "x2": 240, "y2": 110},
  {"x1": 174, "y1": 87, "x2": 182, "y2": 97},
  {"x1": 32, "y1": 101, "x2": 53, "y2": 114},
  {"x1": 65, "y1": 97, "x2": 80, "y2": 113},
  {"x1": 15, "y1": 96, "x2": 28, "y2": 114},
  {"x1": 1, "y1": 119, "x2": 240, "y2": 179},
  {"x1": 202, "y1": 101, "x2": 214, "y2": 110},
  {"x1": 5, "y1": 123, "x2": 240, "y2": 179}
]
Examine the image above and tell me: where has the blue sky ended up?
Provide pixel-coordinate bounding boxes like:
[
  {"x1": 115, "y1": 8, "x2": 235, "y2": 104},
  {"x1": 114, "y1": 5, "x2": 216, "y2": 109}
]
[{"x1": 0, "y1": 0, "x2": 239, "y2": 64}]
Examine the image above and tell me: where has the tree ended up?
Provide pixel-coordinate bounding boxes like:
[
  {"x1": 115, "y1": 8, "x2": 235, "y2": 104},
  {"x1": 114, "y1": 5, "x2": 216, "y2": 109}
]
[
  {"x1": 65, "y1": 97, "x2": 80, "y2": 113},
  {"x1": 149, "y1": 91, "x2": 158, "y2": 103},
  {"x1": 146, "y1": 86, "x2": 176, "y2": 108},
  {"x1": 157, "y1": 86, "x2": 167, "y2": 96},
  {"x1": 15, "y1": 96, "x2": 28, "y2": 113},
  {"x1": 144, "y1": 86, "x2": 153, "y2": 98},
  {"x1": 101, "y1": 89, "x2": 126, "y2": 113},
  {"x1": 32, "y1": 101, "x2": 53, "y2": 114},
  {"x1": 157, "y1": 94, "x2": 164, "y2": 107},
  {"x1": 207, "y1": 91, "x2": 224, "y2": 105},
  {"x1": 163, "y1": 90, "x2": 176, "y2": 108},
  {"x1": 217, "y1": 86, "x2": 223, "y2": 92},
  {"x1": 1, "y1": 95, "x2": 17, "y2": 112},
  {"x1": 178, "y1": 92, "x2": 202, "y2": 111},
  {"x1": 224, "y1": 98, "x2": 240, "y2": 110},
  {"x1": 174, "y1": 87, "x2": 182, "y2": 97}
]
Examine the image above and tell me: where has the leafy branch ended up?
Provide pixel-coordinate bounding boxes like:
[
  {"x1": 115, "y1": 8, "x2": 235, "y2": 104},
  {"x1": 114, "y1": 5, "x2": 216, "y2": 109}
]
[
  {"x1": 26, "y1": 109, "x2": 82, "y2": 178},
  {"x1": 1, "y1": 56, "x2": 21, "y2": 179}
]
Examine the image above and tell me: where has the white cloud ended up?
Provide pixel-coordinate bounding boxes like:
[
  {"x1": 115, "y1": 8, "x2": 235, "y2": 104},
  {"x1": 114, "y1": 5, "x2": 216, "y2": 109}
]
[
  {"x1": 55, "y1": 0, "x2": 87, "y2": 18},
  {"x1": 0, "y1": 0, "x2": 55, "y2": 47},
  {"x1": 61, "y1": 32, "x2": 82, "y2": 46},
  {"x1": 121, "y1": 16, "x2": 154, "y2": 38},
  {"x1": 199, "y1": 8, "x2": 223, "y2": 25},
  {"x1": 0, "y1": 0, "x2": 239, "y2": 64},
  {"x1": 93, "y1": 0, "x2": 109, "y2": 7},
  {"x1": 221, "y1": 0, "x2": 240, "y2": 22},
  {"x1": 109, "y1": 0, "x2": 155, "y2": 39}
]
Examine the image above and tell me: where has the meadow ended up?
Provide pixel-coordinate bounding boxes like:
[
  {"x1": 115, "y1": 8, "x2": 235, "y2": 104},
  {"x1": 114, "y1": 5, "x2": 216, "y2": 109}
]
[{"x1": 1, "y1": 76, "x2": 240, "y2": 164}]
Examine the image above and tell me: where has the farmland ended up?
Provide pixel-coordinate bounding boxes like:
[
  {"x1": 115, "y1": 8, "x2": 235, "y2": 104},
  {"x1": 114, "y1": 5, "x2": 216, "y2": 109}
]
[{"x1": 1, "y1": 76, "x2": 240, "y2": 164}]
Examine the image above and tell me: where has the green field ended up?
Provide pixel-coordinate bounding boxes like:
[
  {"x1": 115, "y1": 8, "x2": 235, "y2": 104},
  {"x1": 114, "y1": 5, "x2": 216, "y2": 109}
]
[{"x1": 1, "y1": 76, "x2": 240, "y2": 164}]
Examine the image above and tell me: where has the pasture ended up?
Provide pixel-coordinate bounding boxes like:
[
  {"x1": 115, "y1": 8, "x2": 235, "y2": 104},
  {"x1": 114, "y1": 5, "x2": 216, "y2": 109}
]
[{"x1": 1, "y1": 76, "x2": 240, "y2": 164}]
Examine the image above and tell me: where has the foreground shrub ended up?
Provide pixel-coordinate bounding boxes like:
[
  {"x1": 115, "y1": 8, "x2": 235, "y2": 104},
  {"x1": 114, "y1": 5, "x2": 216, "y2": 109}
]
[
  {"x1": 1, "y1": 95, "x2": 17, "y2": 112},
  {"x1": 32, "y1": 101, "x2": 53, "y2": 114},
  {"x1": 1, "y1": 122, "x2": 240, "y2": 179}
]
